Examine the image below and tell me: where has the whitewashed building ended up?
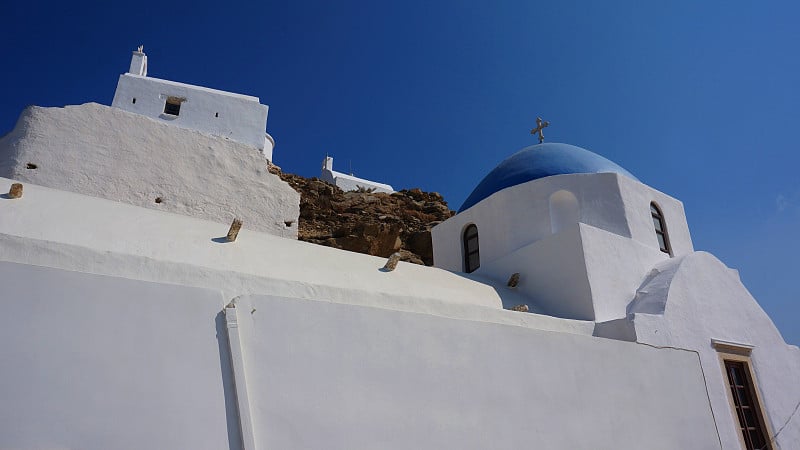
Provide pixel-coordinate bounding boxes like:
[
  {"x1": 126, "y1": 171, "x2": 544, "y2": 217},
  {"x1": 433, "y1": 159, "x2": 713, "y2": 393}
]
[
  {"x1": 111, "y1": 47, "x2": 276, "y2": 160},
  {"x1": 320, "y1": 155, "x2": 394, "y2": 193},
  {"x1": 0, "y1": 49, "x2": 298, "y2": 238},
  {"x1": 432, "y1": 142, "x2": 800, "y2": 450},
  {"x1": 0, "y1": 49, "x2": 797, "y2": 450}
]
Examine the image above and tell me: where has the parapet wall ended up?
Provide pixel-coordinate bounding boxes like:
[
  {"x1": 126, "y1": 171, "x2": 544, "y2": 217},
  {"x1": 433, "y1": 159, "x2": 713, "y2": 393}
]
[
  {"x1": 0, "y1": 103, "x2": 299, "y2": 238},
  {"x1": 0, "y1": 260, "x2": 721, "y2": 450}
]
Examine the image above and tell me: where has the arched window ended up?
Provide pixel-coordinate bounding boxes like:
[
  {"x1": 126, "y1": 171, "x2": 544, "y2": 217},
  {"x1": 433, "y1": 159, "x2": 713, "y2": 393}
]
[
  {"x1": 549, "y1": 190, "x2": 580, "y2": 234},
  {"x1": 463, "y1": 224, "x2": 480, "y2": 273},
  {"x1": 650, "y1": 202, "x2": 672, "y2": 255}
]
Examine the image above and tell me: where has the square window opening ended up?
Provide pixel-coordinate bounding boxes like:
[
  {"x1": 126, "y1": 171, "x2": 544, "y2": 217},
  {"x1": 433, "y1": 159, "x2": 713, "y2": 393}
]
[{"x1": 164, "y1": 97, "x2": 182, "y2": 116}]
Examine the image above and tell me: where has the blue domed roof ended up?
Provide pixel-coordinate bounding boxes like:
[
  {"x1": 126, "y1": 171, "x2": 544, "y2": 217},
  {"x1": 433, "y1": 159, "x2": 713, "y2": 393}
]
[{"x1": 458, "y1": 143, "x2": 638, "y2": 212}]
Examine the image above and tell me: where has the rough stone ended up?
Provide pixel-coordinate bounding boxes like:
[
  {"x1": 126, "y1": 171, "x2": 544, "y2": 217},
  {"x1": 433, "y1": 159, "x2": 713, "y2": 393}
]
[
  {"x1": 227, "y1": 218, "x2": 243, "y2": 242},
  {"x1": 382, "y1": 252, "x2": 402, "y2": 271},
  {"x1": 277, "y1": 170, "x2": 455, "y2": 265},
  {"x1": 8, "y1": 183, "x2": 23, "y2": 199}
]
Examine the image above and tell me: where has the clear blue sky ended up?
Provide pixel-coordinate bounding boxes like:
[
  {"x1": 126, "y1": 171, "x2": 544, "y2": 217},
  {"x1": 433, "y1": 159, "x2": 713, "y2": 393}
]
[{"x1": 2, "y1": 1, "x2": 798, "y2": 344}]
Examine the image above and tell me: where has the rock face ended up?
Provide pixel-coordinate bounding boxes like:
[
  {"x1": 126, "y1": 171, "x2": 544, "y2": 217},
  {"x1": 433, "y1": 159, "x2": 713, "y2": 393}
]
[
  {"x1": 0, "y1": 103, "x2": 300, "y2": 238},
  {"x1": 277, "y1": 170, "x2": 455, "y2": 265}
]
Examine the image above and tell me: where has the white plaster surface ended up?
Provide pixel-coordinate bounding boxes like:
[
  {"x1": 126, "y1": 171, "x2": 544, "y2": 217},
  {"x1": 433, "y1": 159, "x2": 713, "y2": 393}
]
[
  {"x1": 0, "y1": 178, "x2": 605, "y2": 337},
  {"x1": 580, "y1": 223, "x2": 670, "y2": 321},
  {"x1": 433, "y1": 173, "x2": 630, "y2": 271},
  {"x1": 549, "y1": 189, "x2": 579, "y2": 233},
  {"x1": 628, "y1": 252, "x2": 800, "y2": 449},
  {"x1": 617, "y1": 175, "x2": 694, "y2": 257},
  {"x1": 478, "y1": 223, "x2": 595, "y2": 319},
  {"x1": 112, "y1": 73, "x2": 271, "y2": 155},
  {"x1": 0, "y1": 103, "x2": 299, "y2": 237},
  {"x1": 232, "y1": 293, "x2": 721, "y2": 450},
  {"x1": 320, "y1": 156, "x2": 394, "y2": 193},
  {"x1": 0, "y1": 259, "x2": 720, "y2": 450},
  {"x1": 436, "y1": 219, "x2": 670, "y2": 322},
  {"x1": 128, "y1": 50, "x2": 147, "y2": 76},
  {"x1": 0, "y1": 262, "x2": 239, "y2": 450},
  {"x1": 473, "y1": 222, "x2": 678, "y2": 321},
  {"x1": 432, "y1": 172, "x2": 692, "y2": 321},
  {"x1": 432, "y1": 172, "x2": 692, "y2": 272}
]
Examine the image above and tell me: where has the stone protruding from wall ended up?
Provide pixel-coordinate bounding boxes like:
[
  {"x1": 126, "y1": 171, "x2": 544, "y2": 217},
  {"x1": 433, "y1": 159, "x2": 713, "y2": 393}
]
[
  {"x1": 226, "y1": 218, "x2": 243, "y2": 242},
  {"x1": 0, "y1": 103, "x2": 299, "y2": 238},
  {"x1": 8, "y1": 183, "x2": 23, "y2": 198},
  {"x1": 507, "y1": 272, "x2": 520, "y2": 288},
  {"x1": 382, "y1": 252, "x2": 402, "y2": 271}
]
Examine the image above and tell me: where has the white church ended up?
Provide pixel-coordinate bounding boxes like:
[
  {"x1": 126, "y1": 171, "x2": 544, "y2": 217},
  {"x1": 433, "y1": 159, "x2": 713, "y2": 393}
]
[{"x1": 0, "y1": 48, "x2": 798, "y2": 450}]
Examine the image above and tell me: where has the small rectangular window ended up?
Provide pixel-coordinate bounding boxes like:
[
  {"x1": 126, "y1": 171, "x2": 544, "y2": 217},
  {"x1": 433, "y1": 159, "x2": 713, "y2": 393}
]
[
  {"x1": 164, "y1": 97, "x2": 182, "y2": 116},
  {"x1": 724, "y1": 360, "x2": 770, "y2": 449},
  {"x1": 712, "y1": 340, "x2": 773, "y2": 450}
]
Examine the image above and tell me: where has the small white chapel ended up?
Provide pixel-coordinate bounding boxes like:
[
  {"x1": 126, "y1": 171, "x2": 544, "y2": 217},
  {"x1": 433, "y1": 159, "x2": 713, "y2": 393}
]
[{"x1": 0, "y1": 48, "x2": 797, "y2": 450}]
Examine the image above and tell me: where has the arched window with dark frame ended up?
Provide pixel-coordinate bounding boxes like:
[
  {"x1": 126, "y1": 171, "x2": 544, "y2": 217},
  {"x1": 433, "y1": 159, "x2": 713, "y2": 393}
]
[
  {"x1": 463, "y1": 224, "x2": 480, "y2": 273},
  {"x1": 650, "y1": 202, "x2": 672, "y2": 256}
]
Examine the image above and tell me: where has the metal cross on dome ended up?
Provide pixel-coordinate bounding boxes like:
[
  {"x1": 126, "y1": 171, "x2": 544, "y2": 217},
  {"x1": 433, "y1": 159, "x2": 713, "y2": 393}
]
[{"x1": 530, "y1": 117, "x2": 550, "y2": 144}]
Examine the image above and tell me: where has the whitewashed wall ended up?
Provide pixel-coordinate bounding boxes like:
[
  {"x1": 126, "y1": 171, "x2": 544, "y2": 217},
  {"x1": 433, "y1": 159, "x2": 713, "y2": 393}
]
[
  {"x1": 579, "y1": 224, "x2": 671, "y2": 321},
  {"x1": 618, "y1": 175, "x2": 694, "y2": 257},
  {"x1": 432, "y1": 172, "x2": 689, "y2": 321},
  {"x1": 0, "y1": 261, "x2": 240, "y2": 450},
  {"x1": 112, "y1": 73, "x2": 271, "y2": 157},
  {"x1": 0, "y1": 104, "x2": 299, "y2": 237},
  {"x1": 432, "y1": 173, "x2": 693, "y2": 273},
  {"x1": 478, "y1": 223, "x2": 595, "y2": 318},
  {"x1": 231, "y1": 293, "x2": 721, "y2": 449},
  {"x1": 628, "y1": 252, "x2": 800, "y2": 450},
  {"x1": 0, "y1": 261, "x2": 722, "y2": 450},
  {"x1": 0, "y1": 177, "x2": 511, "y2": 314},
  {"x1": 0, "y1": 178, "x2": 791, "y2": 450}
]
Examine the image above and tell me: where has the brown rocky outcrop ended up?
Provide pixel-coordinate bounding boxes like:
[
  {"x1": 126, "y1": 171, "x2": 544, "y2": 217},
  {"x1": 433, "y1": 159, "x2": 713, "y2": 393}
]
[{"x1": 276, "y1": 169, "x2": 455, "y2": 265}]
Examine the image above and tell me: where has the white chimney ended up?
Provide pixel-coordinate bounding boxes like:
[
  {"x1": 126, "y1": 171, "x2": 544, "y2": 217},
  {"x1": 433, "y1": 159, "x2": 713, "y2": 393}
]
[{"x1": 128, "y1": 46, "x2": 147, "y2": 76}]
